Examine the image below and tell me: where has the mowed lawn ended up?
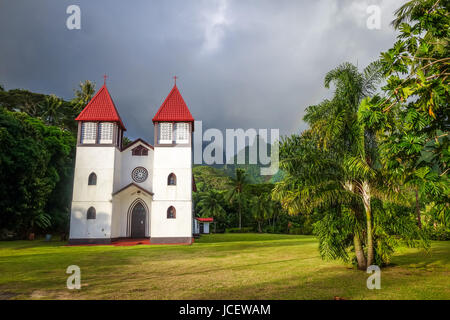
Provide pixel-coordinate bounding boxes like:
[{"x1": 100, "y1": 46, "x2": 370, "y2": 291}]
[{"x1": 0, "y1": 233, "x2": 448, "y2": 300}]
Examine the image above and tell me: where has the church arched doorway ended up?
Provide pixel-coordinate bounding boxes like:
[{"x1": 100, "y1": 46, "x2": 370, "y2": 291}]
[{"x1": 130, "y1": 202, "x2": 146, "y2": 238}]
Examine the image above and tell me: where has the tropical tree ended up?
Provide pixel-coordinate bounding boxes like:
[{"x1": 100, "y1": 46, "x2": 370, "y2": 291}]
[
  {"x1": 197, "y1": 190, "x2": 227, "y2": 220},
  {"x1": 39, "y1": 94, "x2": 64, "y2": 126},
  {"x1": 73, "y1": 80, "x2": 96, "y2": 113},
  {"x1": 226, "y1": 168, "x2": 248, "y2": 229},
  {"x1": 0, "y1": 108, "x2": 75, "y2": 237},
  {"x1": 305, "y1": 61, "x2": 384, "y2": 268},
  {"x1": 362, "y1": 0, "x2": 449, "y2": 233},
  {"x1": 251, "y1": 194, "x2": 274, "y2": 233},
  {"x1": 274, "y1": 61, "x2": 428, "y2": 269}
]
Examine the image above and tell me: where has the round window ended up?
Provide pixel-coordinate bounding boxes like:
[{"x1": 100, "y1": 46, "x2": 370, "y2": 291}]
[{"x1": 131, "y1": 167, "x2": 148, "y2": 183}]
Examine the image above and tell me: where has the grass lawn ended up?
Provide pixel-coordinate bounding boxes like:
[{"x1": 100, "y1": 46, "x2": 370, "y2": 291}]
[{"x1": 0, "y1": 233, "x2": 448, "y2": 300}]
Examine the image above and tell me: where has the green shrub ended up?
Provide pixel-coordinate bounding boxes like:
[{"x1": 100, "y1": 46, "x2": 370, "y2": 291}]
[
  {"x1": 425, "y1": 226, "x2": 450, "y2": 241},
  {"x1": 225, "y1": 227, "x2": 254, "y2": 233}
]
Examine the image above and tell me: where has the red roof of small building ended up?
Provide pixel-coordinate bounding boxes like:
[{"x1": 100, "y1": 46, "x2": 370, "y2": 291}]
[
  {"x1": 75, "y1": 84, "x2": 126, "y2": 130},
  {"x1": 152, "y1": 85, "x2": 194, "y2": 123},
  {"x1": 196, "y1": 217, "x2": 213, "y2": 222}
]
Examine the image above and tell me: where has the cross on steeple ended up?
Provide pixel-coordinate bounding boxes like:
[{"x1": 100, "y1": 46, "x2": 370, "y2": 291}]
[
  {"x1": 173, "y1": 76, "x2": 178, "y2": 86},
  {"x1": 103, "y1": 74, "x2": 108, "y2": 85}
]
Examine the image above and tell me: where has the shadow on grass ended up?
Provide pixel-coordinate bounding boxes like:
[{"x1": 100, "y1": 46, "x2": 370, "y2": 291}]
[{"x1": 189, "y1": 262, "x2": 449, "y2": 300}]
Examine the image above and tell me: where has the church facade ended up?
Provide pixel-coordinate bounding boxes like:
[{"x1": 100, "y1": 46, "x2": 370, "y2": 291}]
[{"x1": 69, "y1": 80, "x2": 195, "y2": 245}]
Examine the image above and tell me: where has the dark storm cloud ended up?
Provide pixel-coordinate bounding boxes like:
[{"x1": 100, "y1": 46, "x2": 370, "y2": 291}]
[{"x1": 0, "y1": 0, "x2": 405, "y2": 141}]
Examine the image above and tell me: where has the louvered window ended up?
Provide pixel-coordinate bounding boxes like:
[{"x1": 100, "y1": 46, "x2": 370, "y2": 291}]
[
  {"x1": 175, "y1": 123, "x2": 189, "y2": 143},
  {"x1": 81, "y1": 122, "x2": 97, "y2": 144},
  {"x1": 99, "y1": 122, "x2": 114, "y2": 144},
  {"x1": 159, "y1": 123, "x2": 173, "y2": 144}
]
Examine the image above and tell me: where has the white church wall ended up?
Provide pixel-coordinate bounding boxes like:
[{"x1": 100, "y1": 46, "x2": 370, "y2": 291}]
[
  {"x1": 120, "y1": 142, "x2": 154, "y2": 192},
  {"x1": 150, "y1": 200, "x2": 192, "y2": 238},
  {"x1": 70, "y1": 146, "x2": 117, "y2": 240},
  {"x1": 151, "y1": 145, "x2": 192, "y2": 240},
  {"x1": 69, "y1": 201, "x2": 112, "y2": 239},
  {"x1": 72, "y1": 147, "x2": 116, "y2": 202},
  {"x1": 110, "y1": 197, "x2": 121, "y2": 238},
  {"x1": 152, "y1": 147, "x2": 192, "y2": 201},
  {"x1": 113, "y1": 147, "x2": 122, "y2": 191}
]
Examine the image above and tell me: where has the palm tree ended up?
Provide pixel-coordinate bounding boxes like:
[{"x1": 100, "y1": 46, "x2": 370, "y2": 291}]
[
  {"x1": 226, "y1": 168, "x2": 248, "y2": 230},
  {"x1": 197, "y1": 190, "x2": 226, "y2": 220},
  {"x1": 274, "y1": 62, "x2": 385, "y2": 269},
  {"x1": 39, "y1": 94, "x2": 64, "y2": 126},
  {"x1": 391, "y1": 0, "x2": 438, "y2": 29},
  {"x1": 73, "y1": 80, "x2": 96, "y2": 114},
  {"x1": 251, "y1": 194, "x2": 274, "y2": 233},
  {"x1": 307, "y1": 62, "x2": 385, "y2": 267}
]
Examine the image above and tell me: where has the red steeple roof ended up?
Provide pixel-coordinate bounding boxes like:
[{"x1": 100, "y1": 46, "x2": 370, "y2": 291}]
[
  {"x1": 75, "y1": 84, "x2": 126, "y2": 130},
  {"x1": 152, "y1": 85, "x2": 194, "y2": 123}
]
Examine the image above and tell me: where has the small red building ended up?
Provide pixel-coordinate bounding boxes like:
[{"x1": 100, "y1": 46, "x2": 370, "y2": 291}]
[{"x1": 194, "y1": 217, "x2": 214, "y2": 234}]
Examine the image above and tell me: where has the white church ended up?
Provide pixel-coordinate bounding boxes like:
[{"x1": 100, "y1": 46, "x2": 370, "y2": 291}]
[{"x1": 69, "y1": 79, "x2": 196, "y2": 245}]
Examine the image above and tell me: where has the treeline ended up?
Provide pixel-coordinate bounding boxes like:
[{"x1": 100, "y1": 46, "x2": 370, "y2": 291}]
[
  {"x1": 0, "y1": 81, "x2": 96, "y2": 239},
  {"x1": 193, "y1": 166, "x2": 312, "y2": 234}
]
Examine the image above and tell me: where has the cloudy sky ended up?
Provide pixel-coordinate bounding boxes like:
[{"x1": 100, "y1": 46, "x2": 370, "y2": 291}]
[{"x1": 0, "y1": 0, "x2": 406, "y2": 142}]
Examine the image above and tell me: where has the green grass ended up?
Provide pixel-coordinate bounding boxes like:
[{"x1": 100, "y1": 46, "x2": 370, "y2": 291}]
[{"x1": 0, "y1": 233, "x2": 448, "y2": 300}]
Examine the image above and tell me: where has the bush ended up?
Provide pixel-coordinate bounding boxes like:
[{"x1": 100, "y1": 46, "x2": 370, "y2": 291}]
[
  {"x1": 288, "y1": 227, "x2": 303, "y2": 235},
  {"x1": 0, "y1": 228, "x2": 17, "y2": 240},
  {"x1": 425, "y1": 226, "x2": 450, "y2": 241},
  {"x1": 225, "y1": 227, "x2": 254, "y2": 233}
]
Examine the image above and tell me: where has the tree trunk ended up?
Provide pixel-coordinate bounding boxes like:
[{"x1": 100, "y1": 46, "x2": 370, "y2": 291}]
[
  {"x1": 258, "y1": 221, "x2": 262, "y2": 233},
  {"x1": 353, "y1": 233, "x2": 367, "y2": 270},
  {"x1": 362, "y1": 181, "x2": 374, "y2": 267},
  {"x1": 238, "y1": 200, "x2": 242, "y2": 230},
  {"x1": 415, "y1": 187, "x2": 422, "y2": 229}
]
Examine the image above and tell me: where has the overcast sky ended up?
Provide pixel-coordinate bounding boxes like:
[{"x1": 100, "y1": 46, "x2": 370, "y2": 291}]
[{"x1": 0, "y1": 0, "x2": 406, "y2": 142}]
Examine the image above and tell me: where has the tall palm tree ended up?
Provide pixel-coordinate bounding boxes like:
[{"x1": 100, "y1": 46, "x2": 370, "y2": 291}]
[
  {"x1": 39, "y1": 94, "x2": 64, "y2": 126},
  {"x1": 73, "y1": 80, "x2": 96, "y2": 114},
  {"x1": 251, "y1": 194, "x2": 274, "y2": 233},
  {"x1": 307, "y1": 62, "x2": 385, "y2": 267},
  {"x1": 275, "y1": 62, "x2": 384, "y2": 269},
  {"x1": 226, "y1": 168, "x2": 248, "y2": 230},
  {"x1": 74, "y1": 80, "x2": 96, "y2": 104}
]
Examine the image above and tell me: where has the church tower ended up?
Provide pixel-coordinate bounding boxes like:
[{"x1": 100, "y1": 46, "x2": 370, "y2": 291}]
[
  {"x1": 69, "y1": 80, "x2": 126, "y2": 244},
  {"x1": 151, "y1": 80, "x2": 194, "y2": 244}
]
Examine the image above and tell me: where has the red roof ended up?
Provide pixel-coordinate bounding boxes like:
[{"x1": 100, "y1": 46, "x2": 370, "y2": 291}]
[
  {"x1": 152, "y1": 85, "x2": 194, "y2": 123},
  {"x1": 196, "y1": 217, "x2": 213, "y2": 222},
  {"x1": 75, "y1": 84, "x2": 126, "y2": 130}
]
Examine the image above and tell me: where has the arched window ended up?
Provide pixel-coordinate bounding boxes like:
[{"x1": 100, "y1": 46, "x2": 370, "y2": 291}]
[
  {"x1": 87, "y1": 207, "x2": 96, "y2": 219},
  {"x1": 132, "y1": 145, "x2": 148, "y2": 156},
  {"x1": 167, "y1": 206, "x2": 176, "y2": 219},
  {"x1": 88, "y1": 172, "x2": 97, "y2": 185},
  {"x1": 168, "y1": 173, "x2": 177, "y2": 185}
]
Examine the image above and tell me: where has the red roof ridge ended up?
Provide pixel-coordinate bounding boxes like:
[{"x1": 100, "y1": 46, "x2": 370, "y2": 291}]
[
  {"x1": 75, "y1": 84, "x2": 126, "y2": 130},
  {"x1": 196, "y1": 217, "x2": 214, "y2": 222}
]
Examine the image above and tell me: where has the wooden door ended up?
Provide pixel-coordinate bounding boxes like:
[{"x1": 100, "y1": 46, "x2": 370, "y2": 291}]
[{"x1": 131, "y1": 202, "x2": 146, "y2": 238}]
